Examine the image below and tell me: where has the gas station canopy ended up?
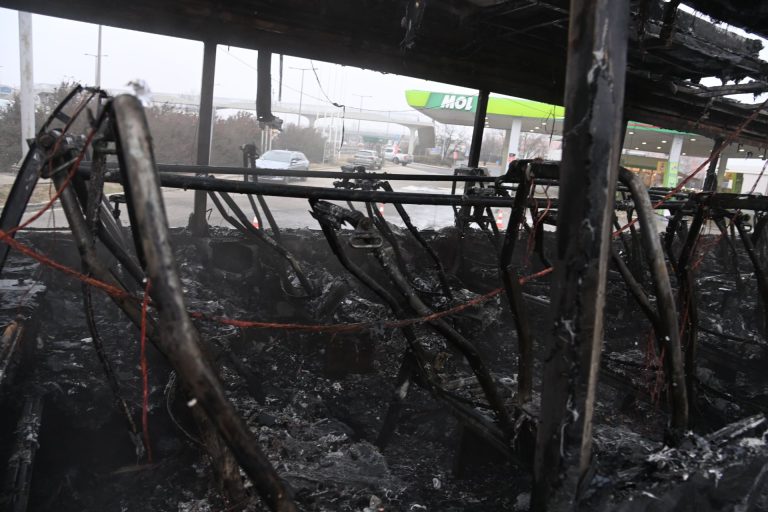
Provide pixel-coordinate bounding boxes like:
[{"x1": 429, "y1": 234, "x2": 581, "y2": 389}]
[{"x1": 405, "y1": 89, "x2": 766, "y2": 162}]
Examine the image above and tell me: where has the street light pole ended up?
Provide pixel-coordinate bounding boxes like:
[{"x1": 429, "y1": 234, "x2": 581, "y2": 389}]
[
  {"x1": 352, "y1": 93, "x2": 372, "y2": 134},
  {"x1": 289, "y1": 66, "x2": 317, "y2": 127},
  {"x1": 84, "y1": 25, "x2": 108, "y2": 87},
  {"x1": 18, "y1": 12, "x2": 34, "y2": 160},
  {"x1": 96, "y1": 25, "x2": 102, "y2": 86}
]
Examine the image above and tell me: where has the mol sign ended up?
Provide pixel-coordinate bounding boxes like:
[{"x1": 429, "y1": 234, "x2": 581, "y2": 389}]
[
  {"x1": 440, "y1": 95, "x2": 475, "y2": 111},
  {"x1": 426, "y1": 93, "x2": 478, "y2": 113}
]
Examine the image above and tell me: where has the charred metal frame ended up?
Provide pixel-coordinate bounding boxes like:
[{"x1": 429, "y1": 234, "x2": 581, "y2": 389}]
[{"x1": 2, "y1": 66, "x2": 768, "y2": 511}]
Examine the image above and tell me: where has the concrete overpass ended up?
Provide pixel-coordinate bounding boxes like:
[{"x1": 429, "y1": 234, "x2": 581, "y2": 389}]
[{"x1": 150, "y1": 92, "x2": 434, "y2": 155}]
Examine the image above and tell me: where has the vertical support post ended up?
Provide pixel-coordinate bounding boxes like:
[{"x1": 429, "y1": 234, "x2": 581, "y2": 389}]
[
  {"x1": 532, "y1": 0, "x2": 630, "y2": 509},
  {"x1": 189, "y1": 41, "x2": 217, "y2": 236},
  {"x1": 703, "y1": 138, "x2": 724, "y2": 192},
  {"x1": 467, "y1": 90, "x2": 489, "y2": 168},
  {"x1": 663, "y1": 135, "x2": 684, "y2": 187},
  {"x1": 95, "y1": 25, "x2": 103, "y2": 87},
  {"x1": 18, "y1": 12, "x2": 34, "y2": 161},
  {"x1": 408, "y1": 127, "x2": 417, "y2": 156},
  {"x1": 716, "y1": 151, "x2": 729, "y2": 191},
  {"x1": 501, "y1": 128, "x2": 512, "y2": 169},
  {"x1": 507, "y1": 118, "x2": 522, "y2": 161}
]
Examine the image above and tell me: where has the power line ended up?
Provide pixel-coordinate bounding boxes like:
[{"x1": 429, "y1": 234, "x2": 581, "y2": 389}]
[
  {"x1": 219, "y1": 47, "x2": 565, "y2": 121},
  {"x1": 309, "y1": 60, "x2": 344, "y2": 108}
]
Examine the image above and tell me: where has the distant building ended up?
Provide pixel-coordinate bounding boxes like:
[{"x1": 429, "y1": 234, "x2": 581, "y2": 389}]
[
  {"x1": 0, "y1": 84, "x2": 15, "y2": 99},
  {"x1": 724, "y1": 158, "x2": 768, "y2": 195}
]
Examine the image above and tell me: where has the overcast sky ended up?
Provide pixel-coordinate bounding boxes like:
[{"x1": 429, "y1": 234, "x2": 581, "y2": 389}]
[{"x1": 0, "y1": 7, "x2": 479, "y2": 123}]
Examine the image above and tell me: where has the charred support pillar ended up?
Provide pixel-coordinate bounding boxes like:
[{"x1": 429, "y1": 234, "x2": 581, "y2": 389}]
[
  {"x1": 716, "y1": 151, "x2": 730, "y2": 191},
  {"x1": 467, "y1": 90, "x2": 489, "y2": 168},
  {"x1": 189, "y1": 41, "x2": 217, "y2": 236},
  {"x1": 532, "y1": 0, "x2": 630, "y2": 509},
  {"x1": 703, "y1": 138, "x2": 724, "y2": 192}
]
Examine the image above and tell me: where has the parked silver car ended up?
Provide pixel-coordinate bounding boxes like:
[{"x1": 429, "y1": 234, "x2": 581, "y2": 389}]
[
  {"x1": 352, "y1": 150, "x2": 383, "y2": 170},
  {"x1": 254, "y1": 150, "x2": 310, "y2": 181}
]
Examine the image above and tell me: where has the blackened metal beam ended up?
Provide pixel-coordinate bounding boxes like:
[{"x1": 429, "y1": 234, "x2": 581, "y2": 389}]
[
  {"x1": 703, "y1": 138, "x2": 724, "y2": 192},
  {"x1": 0, "y1": 146, "x2": 44, "y2": 274},
  {"x1": 532, "y1": 0, "x2": 630, "y2": 509},
  {"x1": 94, "y1": 171, "x2": 560, "y2": 208},
  {"x1": 112, "y1": 95, "x2": 296, "y2": 512},
  {"x1": 618, "y1": 167, "x2": 688, "y2": 434},
  {"x1": 189, "y1": 41, "x2": 217, "y2": 237},
  {"x1": 467, "y1": 90, "x2": 490, "y2": 168},
  {"x1": 499, "y1": 163, "x2": 535, "y2": 404},
  {"x1": 257, "y1": 50, "x2": 274, "y2": 124},
  {"x1": 675, "y1": 204, "x2": 704, "y2": 414}
]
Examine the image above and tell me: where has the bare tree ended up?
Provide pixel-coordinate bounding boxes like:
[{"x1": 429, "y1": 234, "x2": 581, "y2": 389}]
[
  {"x1": 435, "y1": 123, "x2": 470, "y2": 160},
  {"x1": 518, "y1": 132, "x2": 551, "y2": 159}
]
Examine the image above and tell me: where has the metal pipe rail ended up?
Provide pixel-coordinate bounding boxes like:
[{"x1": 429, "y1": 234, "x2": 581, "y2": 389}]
[
  {"x1": 86, "y1": 170, "x2": 562, "y2": 208},
  {"x1": 81, "y1": 161, "x2": 502, "y2": 183}
]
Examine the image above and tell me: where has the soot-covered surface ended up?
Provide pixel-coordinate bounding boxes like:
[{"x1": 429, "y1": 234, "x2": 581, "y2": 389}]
[{"x1": 1, "y1": 225, "x2": 768, "y2": 511}]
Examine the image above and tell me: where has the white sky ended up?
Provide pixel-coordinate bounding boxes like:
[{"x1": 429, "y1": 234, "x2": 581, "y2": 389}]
[{"x1": 0, "y1": 8, "x2": 477, "y2": 119}]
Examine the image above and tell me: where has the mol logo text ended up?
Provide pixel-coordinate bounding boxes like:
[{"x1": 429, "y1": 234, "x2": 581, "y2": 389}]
[{"x1": 440, "y1": 95, "x2": 475, "y2": 111}]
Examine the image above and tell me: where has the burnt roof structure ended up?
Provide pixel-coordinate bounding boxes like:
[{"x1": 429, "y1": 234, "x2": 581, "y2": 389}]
[{"x1": 1, "y1": 0, "x2": 767, "y2": 145}]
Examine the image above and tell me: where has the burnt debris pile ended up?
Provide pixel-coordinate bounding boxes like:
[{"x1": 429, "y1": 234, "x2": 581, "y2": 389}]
[{"x1": 1, "y1": 82, "x2": 768, "y2": 512}]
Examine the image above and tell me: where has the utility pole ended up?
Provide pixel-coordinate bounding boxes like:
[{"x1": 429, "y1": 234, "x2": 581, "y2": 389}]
[
  {"x1": 289, "y1": 66, "x2": 316, "y2": 127},
  {"x1": 18, "y1": 12, "x2": 34, "y2": 160},
  {"x1": 352, "y1": 93, "x2": 371, "y2": 135},
  {"x1": 84, "y1": 25, "x2": 108, "y2": 87}
]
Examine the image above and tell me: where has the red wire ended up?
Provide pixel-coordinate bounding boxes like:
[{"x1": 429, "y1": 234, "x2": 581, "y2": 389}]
[
  {"x1": 519, "y1": 266, "x2": 554, "y2": 284},
  {"x1": 140, "y1": 278, "x2": 153, "y2": 462},
  {"x1": 0, "y1": 229, "x2": 135, "y2": 300},
  {"x1": 4, "y1": 127, "x2": 100, "y2": 240}
]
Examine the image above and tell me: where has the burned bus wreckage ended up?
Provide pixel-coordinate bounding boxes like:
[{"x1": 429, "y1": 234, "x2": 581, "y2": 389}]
[{"x1": 2, "y1": 0, "x2": 768, "y2": 511}]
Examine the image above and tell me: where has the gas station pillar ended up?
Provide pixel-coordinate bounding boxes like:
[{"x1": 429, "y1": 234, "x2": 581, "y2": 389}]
[{"x1": 663, "y1": 135, "x2": 684, "y2": 187}]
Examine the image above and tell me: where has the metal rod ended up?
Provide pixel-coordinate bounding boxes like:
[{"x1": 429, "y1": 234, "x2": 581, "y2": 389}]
[
  {"x1": 95, "y1": 171, "x2": 561, "y2": 208},
  {"x1": 216, "y1": 191, "x2": 314, "y2": 296},
  {"x1": 373, "y1": 247, "x2": 514, "y2": 436},
  {"x1": 467, "y1": 90, "x2": 489, "y2": 168},
  {"x1": 619, "y1": 167, "x2": 688, "y2": 434},
  {"x1": 255, "y1": 193, "x2": 283, "y2": 243},
  {"x1": 0, "y1": 146, "x2": 44, "y2": 274},
  {"x1": 703, "y1": 138, "x2": 724, "y2": 192},
  {"x1": 675, "y1": 204, "x2": 704, "y2": 417},
  {"x1": 380, "y1": 181, "x2": 452, "y2": 298},
  {"x1": 310, "y1": 201, "x2": 435, "y2": 448},
  {"x1": 499, "y1": 162, "x2": 535, "y2": 404},
  {"x1": 111, "y1": 95, "x2": 296, "y2": 512},
  {"x1": 733, "y1": 215, "x2": 768, "y2": 325},
  {"x1": 189, "y1": 41, "x2": 217, "y2": 236}
]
